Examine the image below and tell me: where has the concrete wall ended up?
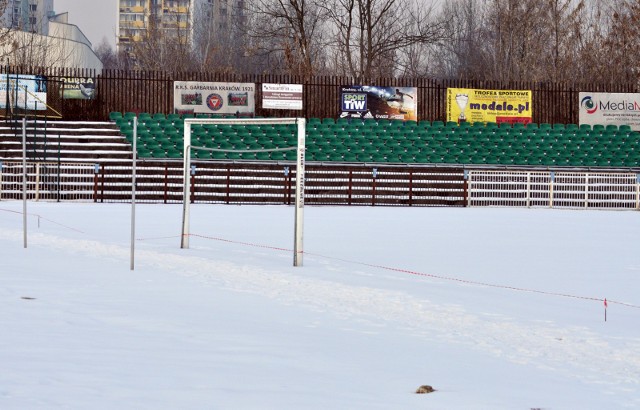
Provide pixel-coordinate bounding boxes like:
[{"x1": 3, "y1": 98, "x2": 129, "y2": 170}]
[{"x1": 1, "y1": 28, "x2": 103, "y2": 71}]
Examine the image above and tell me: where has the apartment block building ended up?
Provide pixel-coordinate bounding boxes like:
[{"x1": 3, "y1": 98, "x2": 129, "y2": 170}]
[
  {"x1": 0, "y1": 0, "x2": 54, "y2": 35},
  {"x1": 116, "y1": 0, "x2": 244, "y2": 54}
]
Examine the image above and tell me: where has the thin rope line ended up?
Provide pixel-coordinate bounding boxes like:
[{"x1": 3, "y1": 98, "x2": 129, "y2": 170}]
[
  {"x1": 185, "y1": 232, "x2": 640, "y2": 309},
  {"x1": 0, "y1": 208, "x2": 85, "y2": 233}
]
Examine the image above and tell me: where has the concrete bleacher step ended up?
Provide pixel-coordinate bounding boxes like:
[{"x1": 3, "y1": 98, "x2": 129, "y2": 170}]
[{"x1": 0, "y1": 120, "x2": 133, "y2": 163}]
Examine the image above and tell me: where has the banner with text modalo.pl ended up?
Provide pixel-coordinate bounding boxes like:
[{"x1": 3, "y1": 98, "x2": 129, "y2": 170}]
[
  {"x1": 340, "y1": 85, "x2": 417, "y2": 121},
  {"x1": 173, "y1": 81, "x2": 255, "y2": 115},
  {"x1": 579, "y1": 92, "x2": 640, "y2": 131},
  {"x1": 446, "y1": 88, "x2": 532, "y2": 125}
]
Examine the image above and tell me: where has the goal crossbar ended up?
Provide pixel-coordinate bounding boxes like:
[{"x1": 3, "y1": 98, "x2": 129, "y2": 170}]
[{"x1": 181, "y1": 117, "x2": 306, "y2": 267}]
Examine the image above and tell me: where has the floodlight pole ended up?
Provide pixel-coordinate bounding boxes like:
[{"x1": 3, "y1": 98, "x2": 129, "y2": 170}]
[{"x1": 181, "y1": 121, "x2": 192, "y2": 249}]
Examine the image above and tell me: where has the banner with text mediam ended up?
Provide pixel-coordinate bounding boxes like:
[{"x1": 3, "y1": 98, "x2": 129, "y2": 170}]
[
  {"x1": 447, "y1": 88, "x2": 532, "y2": 124},
  {"x1": 579, "y1": 92, "x2": 640, "y2": 131}
]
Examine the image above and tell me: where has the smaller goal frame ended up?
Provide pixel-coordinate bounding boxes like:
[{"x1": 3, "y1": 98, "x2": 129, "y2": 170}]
[{"x1": 180, "y1": 117, "x2": 306, "y2": 267}]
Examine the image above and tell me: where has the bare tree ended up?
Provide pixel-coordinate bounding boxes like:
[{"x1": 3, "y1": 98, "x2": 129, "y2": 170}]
[
  {"x1": 244, "y1": 0, "x2": 329, "y2": 77},
  {"x1": 432, "y1": 0, "x2": 591, "y2": 82},
  {"x1": 128, "y1": 4, "x2": 195, "y2": 71},
  {"x1": 95, "y1": 38, "x2": 131, "y2": 70},
  {"x1": 430, "y1": 0, "x2": 486, "y2": 79},
  {"x1": 596, "y1": 0, "x2": 640, "y2": 84},
  {"x1": 322, "y1": 0, "x2": 444, "y2": 80},
  {"x1": 0, "y1": 0, "x2": 10, "y2": 57},
  {"x1": 192, "y1": 0, "x2": 247, "y2": 73}
]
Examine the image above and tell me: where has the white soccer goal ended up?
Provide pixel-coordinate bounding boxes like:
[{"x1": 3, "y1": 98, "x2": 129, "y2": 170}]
[{"x1": 180, "y1": 117, "x2": 306, "y2": 267}]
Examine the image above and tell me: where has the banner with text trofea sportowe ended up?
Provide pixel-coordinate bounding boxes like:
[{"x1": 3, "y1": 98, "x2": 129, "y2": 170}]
[{"x1": 446, "y1": 88, "x2": 532, "y2": 125}]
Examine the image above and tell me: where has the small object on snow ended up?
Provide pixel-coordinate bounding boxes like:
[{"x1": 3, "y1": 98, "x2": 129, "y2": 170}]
[
  {"x1": 21, "y1": 297, "x2": 36, "y2": 300},
  {"x1": 415, "y1": 385, "x2": 435, "y2": 394}
]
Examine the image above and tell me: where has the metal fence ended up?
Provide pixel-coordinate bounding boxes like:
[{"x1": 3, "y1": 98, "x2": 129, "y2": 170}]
[
  {"x1": 467, "y1": 170, "x2": 640, "y2": 209},
  {"x1": 0, "y1": 161, "x2": 95, "y2": 201}
]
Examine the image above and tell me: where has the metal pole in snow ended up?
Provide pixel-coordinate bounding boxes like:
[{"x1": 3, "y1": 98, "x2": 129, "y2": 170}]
[
  {"x1": 22, "y1": 118, "x2": 27, "y2": 248},
  {"x1": 130, "y1": 117, "x2": 137, "y2": 270}
]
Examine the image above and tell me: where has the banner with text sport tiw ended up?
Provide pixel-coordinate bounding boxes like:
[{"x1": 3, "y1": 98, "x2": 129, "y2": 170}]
[
  {"x1": 340, "y1": 85, "x2": 417, "y2": 121},
  {"x1": 579, "y1": 92, "x2": 640, "y2": 131},
  {"x1": 446, "y1": 88, "x2": 532, "y2": 125}
]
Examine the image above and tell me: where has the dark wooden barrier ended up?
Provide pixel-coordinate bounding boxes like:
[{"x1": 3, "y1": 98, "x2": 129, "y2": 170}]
[{"x1": 93, "y1": 161, "x2": 467, "y2": 207}]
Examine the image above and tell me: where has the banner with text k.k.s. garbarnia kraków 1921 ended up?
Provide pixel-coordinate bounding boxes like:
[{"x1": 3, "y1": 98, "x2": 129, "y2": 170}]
[
  {"x1": 447, "y1": 88, "x2": 532, "y2": 125},
  {"x1": 173, "y1": 81, "x2": 255, "y2": 116}
]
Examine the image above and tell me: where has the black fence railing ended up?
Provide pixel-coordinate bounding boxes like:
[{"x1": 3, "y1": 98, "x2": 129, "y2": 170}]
[{"x1": 1, "y1": 66, "x2": 638, "y2": 124}]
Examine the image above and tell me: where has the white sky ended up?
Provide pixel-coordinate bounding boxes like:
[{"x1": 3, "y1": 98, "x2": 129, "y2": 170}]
[{"x1": 54, "y1": 0, "x2": 118, "y2": 49}]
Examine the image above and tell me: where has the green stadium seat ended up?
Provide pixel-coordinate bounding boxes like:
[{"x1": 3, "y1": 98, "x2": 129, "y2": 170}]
[
  {"x1": 485, "y1": 122, "x2": 499, "y2": 130},
  {"x1": 166, "y1": 148, "x2": 183, "y2": 159},
  {"x1": 138, "y1": 112, "x2": 152, "y2": 121},
  {"x1": 109, "y1": 112, "x2": 123, "y2": 121},
  {"x1": 341, "y1": 152, "x2": 358, "y2": 162},
  {"x1": 238, "y1": 152, "x2": 256, "y2": 160},
  {"x1": 136, "y1": 147, "x2": 151, "y2": 158},
  {"x1": 150, "y1": 147, "x2": 166, "y2": 158},
  {"x1": 255, "y1": 151, "x2": 272, "y2": 161},
  {"x1": 417, "y1": 121, "x2": 431, "y2": 130},
  {"x1": 193, "y1": 150, "x2": 210, "y2": 159},
  {"x1": 207, "y1": 151, "x2": 225, "y2": 160}
]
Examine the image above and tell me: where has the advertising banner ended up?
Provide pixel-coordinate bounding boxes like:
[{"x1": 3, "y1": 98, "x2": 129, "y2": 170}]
[
  {"x1": 340, "y1": 85, "x2": 417, "y2": 121},
  {"x1": 446, "y1": 88, "x2": 532, "y2": 124},
  {"x1": 579, "y1": 92, "x2": 640, "y2": 131},
  {"x1": 0, "y1": 74, "x2": 47, "y2": 110},
  {"x1": 173, "y1": 81, "x2": 255, "y2": 115},
  {"x1": 61, "y1": 76, "x2": 96, "y2": 99},
  {"x1": 262, "y1": 83, "x2": 303, "y2": 110}
]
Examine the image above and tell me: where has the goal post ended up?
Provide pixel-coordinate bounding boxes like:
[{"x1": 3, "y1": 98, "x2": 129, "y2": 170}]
[{"x1": 180, "y1": 117, "x2": 306, "y2": 267}]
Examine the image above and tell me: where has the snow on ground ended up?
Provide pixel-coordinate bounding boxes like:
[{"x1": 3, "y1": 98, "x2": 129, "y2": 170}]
[{"x1": 0, "y1": 201, "x2": 639, "y2": 409}]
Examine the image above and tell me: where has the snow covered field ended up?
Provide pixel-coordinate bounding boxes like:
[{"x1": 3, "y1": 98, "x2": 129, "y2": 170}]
[{"x1": 1, "y1": 201, "x2": 639, "y2": 409}]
